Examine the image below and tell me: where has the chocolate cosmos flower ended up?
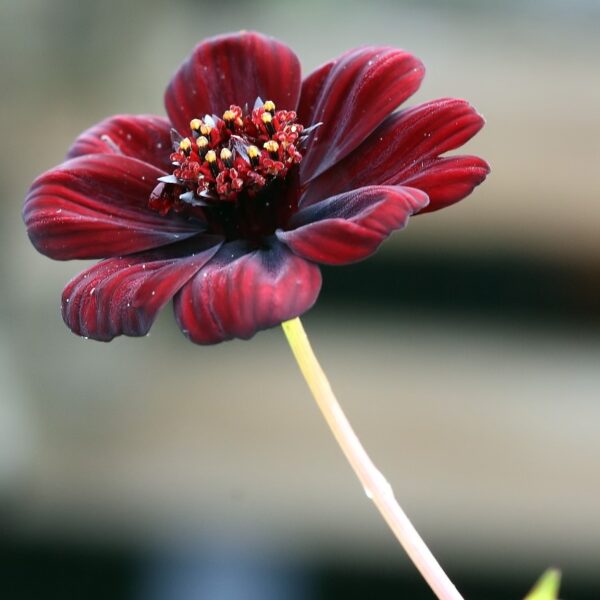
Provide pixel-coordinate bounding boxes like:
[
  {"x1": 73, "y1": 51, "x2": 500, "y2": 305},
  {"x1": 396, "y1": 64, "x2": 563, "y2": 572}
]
[{"x1": 23, "y1": 32, "x2": 489, "y2": 344}]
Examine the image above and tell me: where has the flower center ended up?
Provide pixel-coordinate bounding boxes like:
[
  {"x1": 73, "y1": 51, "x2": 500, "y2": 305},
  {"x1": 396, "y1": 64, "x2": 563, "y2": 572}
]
[{"x1": 149, "y1": 99, "x2": 314, "y2": 242}]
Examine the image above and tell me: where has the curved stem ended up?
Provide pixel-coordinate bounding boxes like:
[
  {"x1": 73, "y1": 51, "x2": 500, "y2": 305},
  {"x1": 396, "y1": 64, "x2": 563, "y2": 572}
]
[{"x1": 282, "y1": 317, "x2": 463, "y2": 600}]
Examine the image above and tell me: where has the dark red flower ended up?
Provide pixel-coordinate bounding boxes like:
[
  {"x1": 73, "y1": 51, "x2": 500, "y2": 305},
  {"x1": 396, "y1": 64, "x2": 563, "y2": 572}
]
[{"x1": 23, "y1": 32, "x2": 489, "y2": 344}]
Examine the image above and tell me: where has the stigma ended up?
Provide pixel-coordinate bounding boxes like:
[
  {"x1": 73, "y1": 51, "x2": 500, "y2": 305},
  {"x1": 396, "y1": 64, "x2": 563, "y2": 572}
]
[{"x1": 151, "y1": 99, "x2": 313, "y2": 212}]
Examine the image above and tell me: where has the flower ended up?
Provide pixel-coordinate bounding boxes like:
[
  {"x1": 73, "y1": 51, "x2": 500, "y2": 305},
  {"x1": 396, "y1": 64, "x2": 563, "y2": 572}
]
[{"x1": 23, "y1": 31, "x2": 489, "y2": 344}]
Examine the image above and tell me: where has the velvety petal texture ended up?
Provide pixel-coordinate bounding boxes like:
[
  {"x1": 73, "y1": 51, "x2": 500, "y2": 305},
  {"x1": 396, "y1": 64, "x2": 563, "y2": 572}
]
[
  {"x1": 62, "y1": 239, "x2": 222, "y2": 341},
  {"x1": 67, "y1": 114, "x2": 173, "y2": 172},
  {"x1": 165, "y1": 32, "x2": 302, "y2": 134},
  {"x1": 278, "y1": 186, "x2": 428, "y2": 265},
  {"x1": 402, "y1": 155, "x2": 489, "y2": 213},
  {"x1": 174, "y1": 240, "x2": 322, "y2": 344},
  {"x1": 302, "y1": 98, "x2": 487, "y2": 208},
  {"x1": 298, "y1": 47, "x2": 425, "y2": 183},
  {"x1": 24, "y1": 32, "x2": 490, "y2": 345},
  {"x1": 24, "y1": 154, "x2": 201, "y2": 260}
]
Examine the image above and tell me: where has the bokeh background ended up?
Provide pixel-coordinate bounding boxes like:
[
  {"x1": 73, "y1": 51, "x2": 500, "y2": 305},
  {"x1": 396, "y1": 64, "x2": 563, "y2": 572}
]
[{"x1": 2, "y1": 0, "x2": 599, "y2": 598}]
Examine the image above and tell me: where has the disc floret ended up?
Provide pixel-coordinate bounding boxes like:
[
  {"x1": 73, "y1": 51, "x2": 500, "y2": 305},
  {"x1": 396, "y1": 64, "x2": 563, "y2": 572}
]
[{"x1": 149, "y1": 99, "x2": 310, "y2": 218}]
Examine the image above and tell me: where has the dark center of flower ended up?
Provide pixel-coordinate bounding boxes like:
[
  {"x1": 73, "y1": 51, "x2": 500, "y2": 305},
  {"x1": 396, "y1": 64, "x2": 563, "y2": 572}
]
[{"x1": 149, "y1": 99, "x2": 316, "y2": 243}]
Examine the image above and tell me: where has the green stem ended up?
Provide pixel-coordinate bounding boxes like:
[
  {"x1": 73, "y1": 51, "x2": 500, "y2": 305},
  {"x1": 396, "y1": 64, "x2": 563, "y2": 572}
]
[{"x1": 282, "y1": 317, "x2": 463, "y2": 600}]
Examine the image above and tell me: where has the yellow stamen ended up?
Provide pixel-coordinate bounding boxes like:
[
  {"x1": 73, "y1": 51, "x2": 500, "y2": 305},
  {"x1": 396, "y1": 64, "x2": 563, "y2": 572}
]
[
  {"x1": 200, "y1": 123, "x2": 212, "y2": 136},
  {"x1": 179, "y1": 138, "x2": 192, "y2": 153},
  {"x1": 220, "y1": 148, "x2": 233, "y2": 167},
  {"x1": 196, "y1": 136, "x2": 209, "y2": 156},
  {"x1": 263, "y1": 140, "x2": 279, "y2": 153},
  {"x1": 205, "y1": 149, "x2": 219, "y2": 176},
  {"x1": 262, "y1": 112, "x2": 275, "y2": 135},
  {"x1": 263, "y1": 100, "x2": 276, "y2": 114},
  {"x1": 190, "y1": 118, "x2": 202, "y2": 131},
  {"x1": 247, "y1": 145, "x2": 260, "y2": 166},
  {"x1": 263, "y1": 140, "x2": 279, "y2": 160}
]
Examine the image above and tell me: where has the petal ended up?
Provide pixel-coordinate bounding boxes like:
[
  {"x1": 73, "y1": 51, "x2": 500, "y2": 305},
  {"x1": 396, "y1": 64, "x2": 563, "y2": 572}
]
[
  {"x1": 403, "y1": 155, "x2": 490, "y2": 213},
  {"x1": 165, "y1": 32, "x2": 302, "y2": 134},
  {"x1": 277, "y1": 185, "x2": 428, "y2": 265},
  {"x1": 301, "y1": 98, "x2": 486, "y2": 206},
  {"x1": 67, "y1": 114, "x2": 173, "y2": 172},
  {"x1": 23, "y1": 154, "x2": 201, "y2": 260},
  {"x1": 298, "y1": 47, "x2": 424, "y2": 183},
  {"x1": 62, "y1": 237, "x2": 222, "y2": 341},
  {"x1": 174, "y1": 239, "x2": 322, "y2": 344}
]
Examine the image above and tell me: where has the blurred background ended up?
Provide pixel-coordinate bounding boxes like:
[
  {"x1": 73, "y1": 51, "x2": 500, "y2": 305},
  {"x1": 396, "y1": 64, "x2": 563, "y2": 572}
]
[{"x1": 1, "y1": 0, "x2": 599, "y2": 598}]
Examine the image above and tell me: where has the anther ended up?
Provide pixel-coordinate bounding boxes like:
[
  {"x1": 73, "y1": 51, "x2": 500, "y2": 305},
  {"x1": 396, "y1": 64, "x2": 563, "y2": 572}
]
[
  {"x1": 200, "y1": 123, "x2": 212, "y2": 137},
  {"x1": 247, "y1": 145, "x2": 260, "y2": 167},
  {"x1": 220, "y1": 148, "x2": 233, "y2": 168},
  {"x1": 179, "y1": 138, "x2": 192, "y2": 155},
  {"x1": 263, "y1": 140, "x2": 279, "y2": 160},
  {"x1": 223, "y1": 110, "x2": 236, "y2": 130},
  {"x1": 261, "y1": 112, "x2": 275, "y2": 136},
  {"x1": 196, "y1": 136, "x2": 209, "y2": 157},
  {"x1": 190, "y1": 118, "x2": 202, "y2": 137},
  {"x1": 205, "y1": 150, "x2": 220, "y2": 177},
  {"x1": 263, "y1": 100, "x2": 276, "y2": 115}
]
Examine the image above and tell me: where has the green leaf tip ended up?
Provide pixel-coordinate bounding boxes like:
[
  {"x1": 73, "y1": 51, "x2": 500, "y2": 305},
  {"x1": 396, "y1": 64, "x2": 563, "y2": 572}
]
[{"x1": 525, "y1": 569, "x2": 561, "y2": 600}]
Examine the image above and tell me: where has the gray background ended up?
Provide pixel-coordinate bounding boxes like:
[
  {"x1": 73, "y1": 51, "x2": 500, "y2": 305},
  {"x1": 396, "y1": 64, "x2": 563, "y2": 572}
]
[{"x1": 1, "y1": 0, "x2": 599, "y2": 597}]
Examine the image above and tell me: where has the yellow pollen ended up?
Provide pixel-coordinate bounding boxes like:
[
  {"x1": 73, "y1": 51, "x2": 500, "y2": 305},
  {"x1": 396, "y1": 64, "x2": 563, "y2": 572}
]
[
  {"x1": 223, "y1": 110, "x2": 236, "y2": 121},
  {"x1": 247, "y1": 145, "x2": 260, "y2": 158},
  {"x1": 263, "y1": 140, "x2": 279, "y2": 153},
  {"x1": 200, "y1": 123, "x2": 212, "y2": 136},
  {"x1": 179, "y1": 138, "x2": 192, "y2": 152},
  {"x1": 196, "y1": 136, "x2": 209, "y2": 148},
  {"x1": 263, "y1": 100, "x2": 276, "y2": 113},
  {"x1": 205, "y1": 150, "x2": 217, "y2": 163},
  {"x1": 220, "y1": 148, "x2": 233, "y2": 161},
  {"x1": 261, "y1": 112, "x2": 272, "y2": 124},
  {"x1": 190, "y1": 118, "x2": 202, "y2": 131}
]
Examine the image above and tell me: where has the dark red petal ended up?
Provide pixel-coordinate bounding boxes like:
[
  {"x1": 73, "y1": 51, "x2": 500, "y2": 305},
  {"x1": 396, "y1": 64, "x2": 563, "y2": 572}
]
[
  {"x1": 165, "y1": 32, "x2": 302, "y2": 134},
  {"x1": 403, "y1": 155, "x2": 490, "y2": 213},
  {"x1": 277, "y1": 186, "x2": 428, "y2": 265},
  {"x1": 298, "y1": 47, "x2": 424, "y2": 183},
  {"x1": 67, "y1": 114, "x2": 173, "y2": 172},
  {"x1": 23, "y1": 154, "x2": 201, "y2": 260},
  {"x1": 62, "y1": 238, "x2": 222, "y2": 341},
  {"x1": 296, "y1": 59, "x2": 335, "y2": 124},
  {"x1": 302, "y1": 98, "x2": 486, "y2": 206},
  {"x1": 174, "y1": 240, "x2": 322, "y2": 344}
]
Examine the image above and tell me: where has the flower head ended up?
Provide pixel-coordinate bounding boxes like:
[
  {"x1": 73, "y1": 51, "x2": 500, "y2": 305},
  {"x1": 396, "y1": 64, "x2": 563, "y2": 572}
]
[{"x1": 23, "y1": 31, "x2": 489, "y2": 344}]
